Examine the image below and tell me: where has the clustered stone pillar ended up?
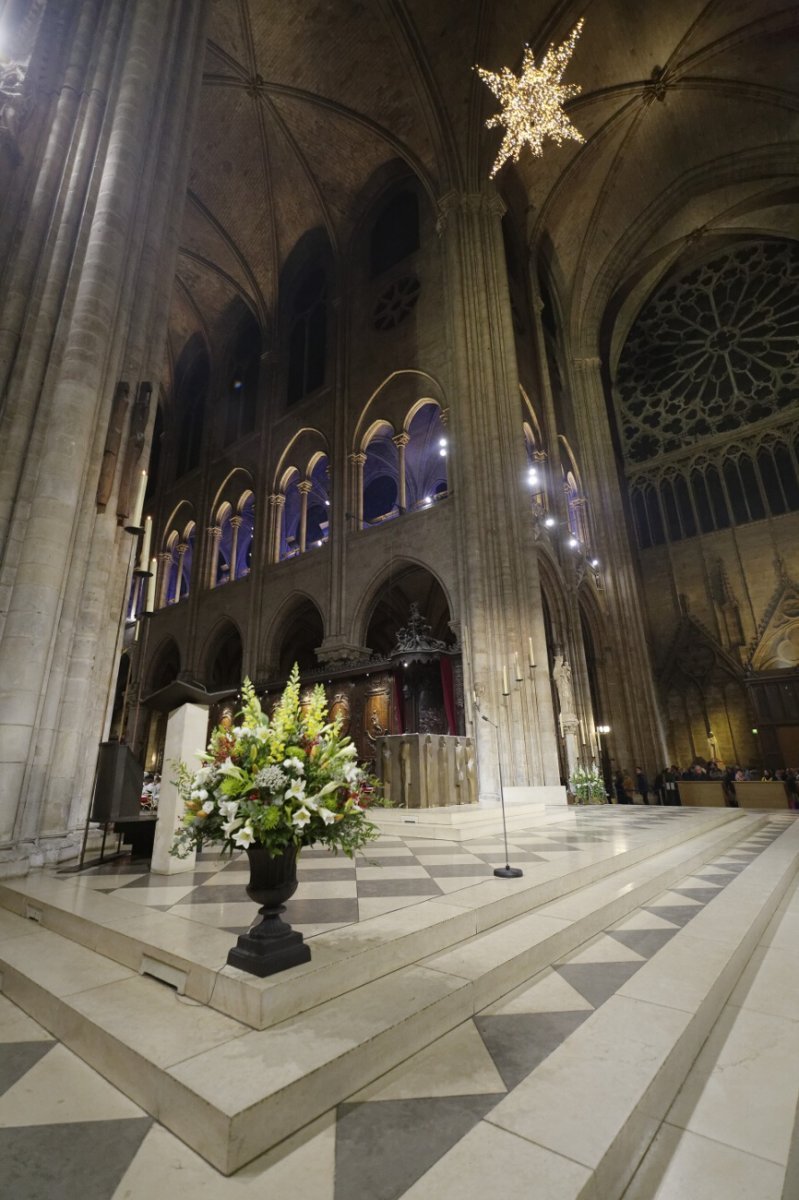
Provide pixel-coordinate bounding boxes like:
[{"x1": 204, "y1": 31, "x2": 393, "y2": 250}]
[
  {"x1": 436, "y1": 188, "x2": 561, "y2": 799},
  {"x1": 0, "y1": 0, "x2": 210, "y2": 868},
  {"x1": 568, "y1": 355, "x2": 668, "y2": 771}
]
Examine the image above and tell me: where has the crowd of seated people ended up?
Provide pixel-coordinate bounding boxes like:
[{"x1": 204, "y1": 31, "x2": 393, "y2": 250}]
[{"x1": 650, "y1": 761, "x2": 798, "y2": 808}]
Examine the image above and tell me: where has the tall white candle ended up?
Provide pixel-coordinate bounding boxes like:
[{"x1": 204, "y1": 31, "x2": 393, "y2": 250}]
[
  {"x1": 502, "y1": 664, "x2": 509, "y2": 695},
  {"x1": 527, "y1": 636, "x2": 536, "y2": 669},
  {"x1": 131, "y1": 469, "x2": 147, "y2": 527},
  {"x1": 145, "y1": 557, "x2": 157, "y2": 612},
  {"x1": 514, "y1": 650, "x2": 523, "y2": 681},
  {"x1": 137, "y1": 515, "x2": 152, "y2": 570}
]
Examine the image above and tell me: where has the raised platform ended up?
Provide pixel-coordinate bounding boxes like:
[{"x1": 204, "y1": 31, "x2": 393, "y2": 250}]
[{"x1": 0, "y1": 806, "x2": 797, "y2": 1189}]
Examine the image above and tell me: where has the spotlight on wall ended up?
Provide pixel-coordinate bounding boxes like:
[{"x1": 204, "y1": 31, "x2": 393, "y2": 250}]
[
  {"x1": 424, "y1": 495, "x2": 432, "y2": 504},
  {"x1": 439, "y1": 448, "x2": 447, "y2": 457},
  {"x1": 325, "y1": 499, "x2": 330, "y2": 506},
  {"x1": 597, "y1": 725, "x2": 611, "y2": 734},
  {"x1": 232, "y1": 379, "x2": 242, "y2": 390},
  {"x1": 439, "y1": 438, "x2": 448, "y2": 447},
  {"x1": 568, "y1": 536, "x2": 579, "y2": 548},
  {"x1": 590, "y1": 558, "x2": 600, "y2": 568},
  {"x1": 545, "y1": 516, "x2": 556, "y2": 527}
]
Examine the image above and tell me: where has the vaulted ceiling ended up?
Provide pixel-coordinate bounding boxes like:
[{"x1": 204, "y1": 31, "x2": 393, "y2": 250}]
[{"x1": 169, "y1": 0, "x2": 799, "y2": 368}]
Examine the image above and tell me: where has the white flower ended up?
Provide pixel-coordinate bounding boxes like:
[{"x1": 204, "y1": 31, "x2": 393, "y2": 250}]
[
  {"x1": 234, "y1": 824, "x2": 256, "y2": 848},
  {"x1": 292, "y1": 805, "x2": 312, "y2": 829},
  {"x1": 343, "y1": 762, "x2": 361, "y2": 786},
  {"x1": 340, "y1": 743, "x2": 357, "y2": 757},
  {"x1": 318, "y1": 806, "x2": 336, "y2": 825},
  {"x1": 286, "y1": 778, "x2": 306, "y2": 801},
  {"x1": 222, "y1": 817, "x2": 243, "y2": 837},
  {"x1": 218, "y1": 800, "x2": 239, "y2": 819},
  {"x1": 202, "y1": 800, "x2": 215, "y2": 814},
  {"x1": 218, "y1": 758, "x2": 242, "y2": 777},
  {"x1": 283, "y1": 756, "x2": 305, "y2": 773}
]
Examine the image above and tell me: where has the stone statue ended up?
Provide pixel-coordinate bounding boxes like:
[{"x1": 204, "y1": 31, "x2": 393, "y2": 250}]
[
  {"x1": 117, "y1": 381, "x2": 152, "y2": 522},
  {"x1": 552, "y1": 655, "x2": 577, "y2": 720}
]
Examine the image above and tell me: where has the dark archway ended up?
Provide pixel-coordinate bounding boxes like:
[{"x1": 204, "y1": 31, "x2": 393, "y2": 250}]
[{"x1": 205, "y1": 622, "x2": 244, "y2": 691}]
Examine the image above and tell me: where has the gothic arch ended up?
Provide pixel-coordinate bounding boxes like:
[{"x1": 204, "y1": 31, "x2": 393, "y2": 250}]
[
  {"x1": 262, "y1": 592, "x2": 326, "y2": 677},
  {"x1": 353, "y1": 557, "x2": 455, "y2": 653}
]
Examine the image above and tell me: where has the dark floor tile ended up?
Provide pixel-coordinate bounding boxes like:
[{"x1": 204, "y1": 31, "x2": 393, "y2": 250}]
[
  {"x1": 425, "y1": 863, "x2": 492, "y2": 878},
  {"x1": 0, "y1": 1042, "x2": 54, "y2": 1097},
  {"x1": 334, "y1": 1095, "x2": 499, "y2": 1200},
  {"x1": 641, "y1": 905, "x2": 702, "y2": 927},
  {"x1": 607, "y1": 927, "x2": 678, "y2": 958},
  {"x1": 118, "y1": 871, "x2": 211, "y2": 888},
  {"x1": 0, "y1": 1117, "x2": 152, "y2": 1200},
  {"x1": 282, "y1": 899, "x2": 360, "y2": 923},
  {"x1": 671, "y1": 887, "x2": 721, "y2": 903},
  {"x1": 355, "y1": 879, "x2": 442, "y2": 897},
  {"x1": 475, "y1": 1010, "x2": 591, "y2": 1090},
  {"x1": 555, "y1": 960, "x2": 644, "y2": 1008}
]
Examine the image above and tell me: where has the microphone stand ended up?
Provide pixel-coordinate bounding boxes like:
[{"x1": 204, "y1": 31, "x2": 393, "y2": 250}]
[{"x1": 477, "y1": 703, "x2": 523, "y2": 879}]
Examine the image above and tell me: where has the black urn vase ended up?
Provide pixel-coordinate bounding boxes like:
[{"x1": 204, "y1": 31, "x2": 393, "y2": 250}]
[{"x1": 225, "y1": 843, "x2": 311, "y2": 977}]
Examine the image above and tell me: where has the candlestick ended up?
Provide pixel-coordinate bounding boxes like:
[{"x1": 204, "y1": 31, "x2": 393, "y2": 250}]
[
  {"x1": 514, "y1": 650, "x2": 523, "y2": 681},
  {"x1": 502, "y1": 664, "x2": 509, "y2": 696},
  {"x1": 579, "y1": 718, "x2": 587, "y2": 746},
  {"x1": 145, "y1": 557, "x2": 157, "y2": 612},
  {"x1": 527, "y1": 636, "x2": 536, "y2": 669},
  {"x1": 131, "y1": 469, "x2": 147, "y2": 527},
  {"x1": 137, "y1": 515, "x2": 152, "y2": 570}
]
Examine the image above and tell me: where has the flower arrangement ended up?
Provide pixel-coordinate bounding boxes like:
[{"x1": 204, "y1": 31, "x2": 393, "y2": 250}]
[
  {"x1": 569, "y1": 764, "x2": 607, "y2": 804},
  {"x1": 170, "y1": 666, "x2": 382, "y2": 859}
]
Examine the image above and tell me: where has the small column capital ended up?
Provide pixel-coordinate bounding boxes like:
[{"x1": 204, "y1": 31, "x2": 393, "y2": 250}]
[
  {"x1": 349, "y1": 452, "x2": 367, "y2": 467},
  {"x1": 392, "y1": 432, "x2": 410, "y2": 449},
  {"x1": 230, "y1": 514, "x2": 243, "y2": 528},
  {"x1": 572, "y1": 356, "x2": 602, "y2": 373},
  {"x1": 297, "y1": 480, "x2": 313, "y2": 495},
  {"x1": 269, "y1": 492, "x2": 286, "y2": 510}
]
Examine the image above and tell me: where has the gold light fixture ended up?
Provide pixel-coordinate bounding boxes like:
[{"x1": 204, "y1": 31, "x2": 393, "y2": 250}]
[{"x1": 476, "y1": 18, "x2": 585, "y2": 178}]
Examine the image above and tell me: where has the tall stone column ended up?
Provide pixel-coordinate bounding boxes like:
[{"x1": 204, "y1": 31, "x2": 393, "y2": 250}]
[
  {"x1": 437, "y1": 189, "x2": 561, "y2": 798},
  {"x1": 393, "y1": 433, "x2": 409, "y2": 511},
  {"x1": 568, "y1": 355, "x2": 668, "y2": 771},
  {"x1": 268, "y1": 494, "x2": 285, "y2": 563},
  {"x1": 350, "y1": 453, "x2": 366, "y2": 528},
  {"x1": 207, "y1": 526, "x2": 222, "y2": 588},
  {"x1": 297, "y1": 480, "x2": 312, "y2": 553},
  {"x1": 0, "y1": 0, "x2": 211, "y2": 863},
  {"x1": 157, "y1": 551, "x2": 172, "y2": 609},
  {"x1": 229, "y1": 514, "x2": 242, "y2": 580}
]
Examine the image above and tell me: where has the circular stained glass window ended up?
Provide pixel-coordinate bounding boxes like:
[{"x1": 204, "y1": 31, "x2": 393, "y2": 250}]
[{"x1": 616, "y1": 240, "x2": 799, "y2": 463}]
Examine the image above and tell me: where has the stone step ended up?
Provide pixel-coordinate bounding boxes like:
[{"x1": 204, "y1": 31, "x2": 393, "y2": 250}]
[
  {"x1": 0, "y1": 814, "x2": 784, "y2": 1176},
  {"x1": 0, "y1": 808, "x2": 747, "y2": 1032}
]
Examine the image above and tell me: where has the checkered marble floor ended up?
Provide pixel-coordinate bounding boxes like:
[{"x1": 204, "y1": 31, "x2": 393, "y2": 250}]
[
  {"x1": 1, "y1": 814, "x2": 795, "y2": 1199},
  {"x1": 70, "y1": 804, "x2": 707, "y2": 939}
]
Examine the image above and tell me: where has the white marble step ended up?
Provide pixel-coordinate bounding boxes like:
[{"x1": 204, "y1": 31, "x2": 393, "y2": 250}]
[
  {"x1": 0, "y1": 816, "x2": 784, "y2": 1176},
  {"x1": 0, "y1": 809, "x2": 746, "y2": 1031}
]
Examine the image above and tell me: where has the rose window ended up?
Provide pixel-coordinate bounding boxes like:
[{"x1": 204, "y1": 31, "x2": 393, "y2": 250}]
[{"x1": 616, "y1": 240, "x2": 799, "y2": 463}]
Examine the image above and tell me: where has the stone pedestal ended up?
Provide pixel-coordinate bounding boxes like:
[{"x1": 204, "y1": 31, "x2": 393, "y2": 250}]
[
  {"x1": 150, "y1": 702, "x2": 208, "y2": 875},
  {"x1": 374, "y1": 734, "x2": 477, "y2": 808}
]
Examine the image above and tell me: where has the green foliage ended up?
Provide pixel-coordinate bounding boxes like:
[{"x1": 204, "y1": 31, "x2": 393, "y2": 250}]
[{"x1": 569, "y1": 765, "x2": 607, "y2": 805}]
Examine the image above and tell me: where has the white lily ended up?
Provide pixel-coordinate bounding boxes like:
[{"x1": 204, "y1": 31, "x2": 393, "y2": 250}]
[
  {"x1": 234, "y1": 824, "x2": 256, "y2": 848},
  {"x1": 318, "y1": 806, "x2": 336, "y2": 825},
  {"x1": 286, "y1": 778, "x2": 306, "y2": 801},
  {"x1": 222, "y1": 817, "x2": 243, "y2": 837},
  {"x1": 292, "y1": 805, "x2": 312, "y2": 829},
  {"x1": 284, "y1": 756, "x2": 305, "y2": 773}
]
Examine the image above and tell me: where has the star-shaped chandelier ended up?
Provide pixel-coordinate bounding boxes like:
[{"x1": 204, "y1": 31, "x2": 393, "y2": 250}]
[{"x1": 476, "y1": 19, "x2": 585, "y2": 177}]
